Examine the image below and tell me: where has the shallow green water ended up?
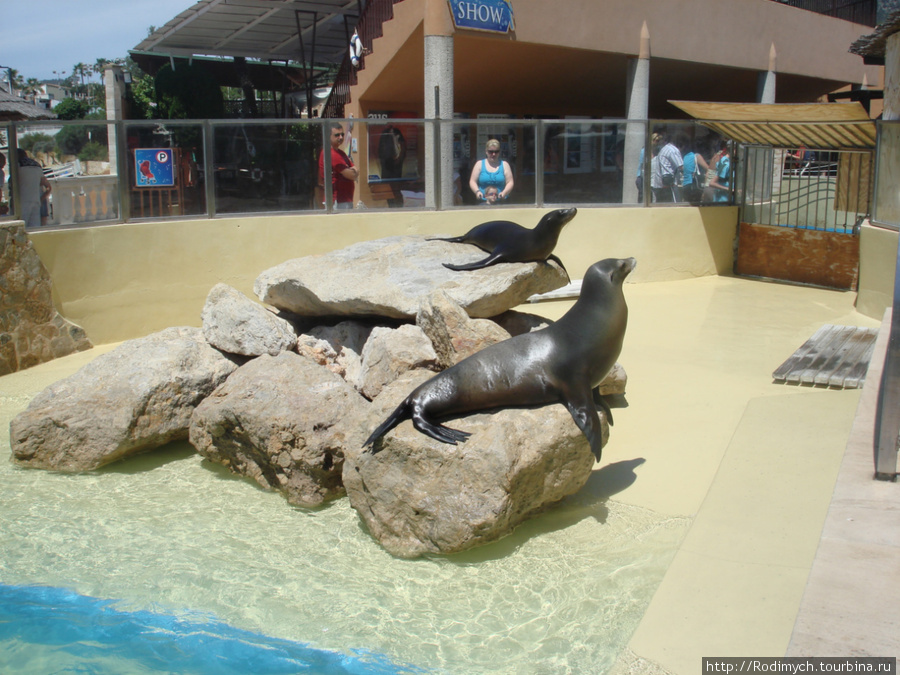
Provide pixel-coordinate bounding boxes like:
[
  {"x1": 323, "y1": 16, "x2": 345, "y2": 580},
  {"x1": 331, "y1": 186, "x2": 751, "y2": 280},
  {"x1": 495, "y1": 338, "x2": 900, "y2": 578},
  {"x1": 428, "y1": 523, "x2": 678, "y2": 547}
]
[{"x1": 1, "y1": 371, "x2": 688, "y2": 674}]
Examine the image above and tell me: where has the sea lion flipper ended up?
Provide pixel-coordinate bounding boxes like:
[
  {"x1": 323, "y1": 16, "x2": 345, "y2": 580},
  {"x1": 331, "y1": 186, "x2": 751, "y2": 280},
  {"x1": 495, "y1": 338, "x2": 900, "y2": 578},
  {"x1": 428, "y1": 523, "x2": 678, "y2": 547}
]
[
  {"x1": 427, "y1": 235, "x2": 464, "y2": 243},
  {"x1": 547, "y1": 254, "x2": 570, "y2": 283},
  {"x1": 411, "y1": 413, "x2": 471, "y2": 445},
  {"x1": 363, "y1": 401, "x2": 411, "y2": 450},
  {"x1": 443, "y1": 253, "x2": 503, "y2": 272},
  {"x1": 562, "y1": 387, "x2": 605, "y2": 463},
  {"x1": 592, "y1": 387, "x2": 614, "y2": 426}
]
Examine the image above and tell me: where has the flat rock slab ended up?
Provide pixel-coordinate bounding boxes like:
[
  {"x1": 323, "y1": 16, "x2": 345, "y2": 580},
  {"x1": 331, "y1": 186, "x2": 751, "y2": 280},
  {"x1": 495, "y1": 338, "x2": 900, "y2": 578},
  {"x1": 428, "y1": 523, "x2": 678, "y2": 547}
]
[{"x1": 254, "y1": 235, "x2": 568, "y2": 320}]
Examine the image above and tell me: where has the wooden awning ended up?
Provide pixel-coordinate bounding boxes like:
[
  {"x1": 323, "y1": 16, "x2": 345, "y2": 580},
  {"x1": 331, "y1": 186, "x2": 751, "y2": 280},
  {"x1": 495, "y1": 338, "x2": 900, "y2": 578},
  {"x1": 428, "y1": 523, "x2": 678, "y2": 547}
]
[{"x1": 669, "y1": 101, "x2": 877, "y2": 150}]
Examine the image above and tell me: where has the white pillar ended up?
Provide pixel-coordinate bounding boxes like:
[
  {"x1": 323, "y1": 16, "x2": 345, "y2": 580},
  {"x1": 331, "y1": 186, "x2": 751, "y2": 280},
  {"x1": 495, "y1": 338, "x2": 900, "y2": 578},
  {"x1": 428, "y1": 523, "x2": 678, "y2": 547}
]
[
  {"x1": 757, "y1": 43, "x2": 777, "y2": 104},
  {"x1": 104, "y1": 65, "x2": 126, "y2": 175},
  {"x1": 622, "y1": 22, "x2": 650, "y2": 204},
  {"x1": 424, "y1": 0, "x2": 454, "y2": 208}
]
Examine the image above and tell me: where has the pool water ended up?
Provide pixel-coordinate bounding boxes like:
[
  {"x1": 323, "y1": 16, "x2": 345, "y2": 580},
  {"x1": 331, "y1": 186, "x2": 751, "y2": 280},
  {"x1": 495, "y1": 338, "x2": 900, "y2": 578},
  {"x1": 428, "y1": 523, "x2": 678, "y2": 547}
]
[{"x1": 1, "y1": 364, "x2": 688, "y2": 674}]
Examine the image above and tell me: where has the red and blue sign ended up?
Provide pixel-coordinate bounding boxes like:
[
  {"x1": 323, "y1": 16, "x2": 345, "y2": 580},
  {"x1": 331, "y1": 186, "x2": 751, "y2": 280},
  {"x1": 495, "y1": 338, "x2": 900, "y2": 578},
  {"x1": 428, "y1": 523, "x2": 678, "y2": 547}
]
[
  {"x1": 448, "y1": 0, "x2": 514, "y2": 33},
  {"x1": 134, "y1": 149, "x2": 175, "y2": 188}
]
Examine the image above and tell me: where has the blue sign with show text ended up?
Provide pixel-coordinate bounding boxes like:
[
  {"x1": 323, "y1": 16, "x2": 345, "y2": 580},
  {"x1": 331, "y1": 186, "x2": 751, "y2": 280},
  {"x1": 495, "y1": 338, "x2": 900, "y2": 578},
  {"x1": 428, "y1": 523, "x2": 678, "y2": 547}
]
[
  {"x1": 134, "y1": 148, "x2": 175, "y2": 188},
  {"x1": 448, "y1": 0, "x2": 514, "y2": 33}
]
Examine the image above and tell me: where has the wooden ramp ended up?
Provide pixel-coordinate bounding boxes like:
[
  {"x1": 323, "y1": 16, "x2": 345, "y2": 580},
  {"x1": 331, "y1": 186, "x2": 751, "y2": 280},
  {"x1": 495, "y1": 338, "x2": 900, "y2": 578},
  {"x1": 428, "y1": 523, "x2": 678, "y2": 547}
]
[{"x1": 773, "y1": 324, "x2": 879, "y2": 389}]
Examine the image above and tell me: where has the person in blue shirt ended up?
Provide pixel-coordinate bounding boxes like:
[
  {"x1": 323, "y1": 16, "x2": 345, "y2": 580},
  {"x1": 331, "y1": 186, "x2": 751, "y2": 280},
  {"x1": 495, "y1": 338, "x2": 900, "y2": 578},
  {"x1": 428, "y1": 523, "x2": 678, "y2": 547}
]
[
  {"x1": 469, "y1": 138, "x2": 514, "y2": 202},
  {"x1": 679, "y1": 135, "x2": 709, "y2": 204},
  {"x1": 707, "y1": 141, "x2": 732, "y2": 203}
]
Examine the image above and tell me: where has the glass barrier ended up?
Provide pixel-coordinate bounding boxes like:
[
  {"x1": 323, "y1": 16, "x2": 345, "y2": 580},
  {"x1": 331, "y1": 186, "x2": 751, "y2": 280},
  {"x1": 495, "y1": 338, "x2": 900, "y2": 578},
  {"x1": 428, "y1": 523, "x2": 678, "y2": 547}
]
[
  {"x1": 0, "y1": 117, "x2": 737, "y2": 229},
  {"x1": 648, "y1": 121, "x2": 729, "y2": 205},
  {"x1": 209, "y1": 120, "x2": 318, "y2": 215},
  {"x1": 358, "y1": 117, "x2": 427, "y2": 209},
  {"x1": 124, "y1": 121, "x2": 206, "y2": 219},
  {"x1": 7, "y1": 120, "x2": 120, "y2": 228}
]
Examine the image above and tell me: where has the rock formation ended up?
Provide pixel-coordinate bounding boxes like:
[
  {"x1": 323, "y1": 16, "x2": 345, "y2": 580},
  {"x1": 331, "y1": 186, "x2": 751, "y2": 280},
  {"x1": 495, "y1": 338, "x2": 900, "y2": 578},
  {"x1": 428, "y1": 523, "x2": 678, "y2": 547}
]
[
  {"x1": 0, "y1": 222, "x2": 92, "y2": 375},
  {"x1": 9, "y1": 235, "x2": 628, "y2": 558}
]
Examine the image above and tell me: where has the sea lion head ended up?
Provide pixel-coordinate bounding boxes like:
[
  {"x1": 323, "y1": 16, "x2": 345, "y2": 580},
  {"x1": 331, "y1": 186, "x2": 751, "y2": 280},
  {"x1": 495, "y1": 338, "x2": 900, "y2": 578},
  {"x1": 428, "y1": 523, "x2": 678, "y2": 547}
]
[
  {"x1": 538, "y1": 207, "x2": 578, "y2": 233},
  {"x1": 584, "y1": 257, "x2": 637, "y2": 291}
]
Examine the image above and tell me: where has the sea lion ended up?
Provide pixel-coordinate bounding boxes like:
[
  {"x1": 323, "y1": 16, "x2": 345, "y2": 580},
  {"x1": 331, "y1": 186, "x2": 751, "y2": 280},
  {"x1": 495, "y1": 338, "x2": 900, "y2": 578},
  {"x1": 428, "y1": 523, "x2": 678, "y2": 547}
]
[
  {"x1": 430, "y1": 207, "x2": 576, "y2": 278},
  {"x1": 363, "y1": 257, "x2": 635, "y2": 462}
]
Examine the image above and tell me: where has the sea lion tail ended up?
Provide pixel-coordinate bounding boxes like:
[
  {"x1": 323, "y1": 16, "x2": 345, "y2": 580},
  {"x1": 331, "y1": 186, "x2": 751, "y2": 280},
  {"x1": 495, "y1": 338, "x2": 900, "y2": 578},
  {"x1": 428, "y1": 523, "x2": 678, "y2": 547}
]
[{"x1": 362, "y1": 399, "x2": 411, "y2": 450}]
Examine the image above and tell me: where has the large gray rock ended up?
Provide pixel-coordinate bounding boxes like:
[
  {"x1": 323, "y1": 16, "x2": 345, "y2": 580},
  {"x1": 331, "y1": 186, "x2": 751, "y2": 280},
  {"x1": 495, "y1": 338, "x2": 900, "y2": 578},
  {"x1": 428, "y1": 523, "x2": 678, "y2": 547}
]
[
  {"x1": 190, "y1": 352, "x2": 369, "y2": 507},
  {"x1": 254, "y1": 235, "x2": 568, "y2": 320},
  {"x1": 201, "y1": 283, "x2": 297, "y2": 357},
  {"x1": 10, "y1": 327, "x2": 239, "y2": 472},
  {"x1": 358, "y1": 324, "x2": 439, "y2": 399},
  {"x1": 416, "y1": 290, "x2": 511, "y2": 369},
  {"x1": 344, "y1": 371, "x2": 604, "y2": 558}
]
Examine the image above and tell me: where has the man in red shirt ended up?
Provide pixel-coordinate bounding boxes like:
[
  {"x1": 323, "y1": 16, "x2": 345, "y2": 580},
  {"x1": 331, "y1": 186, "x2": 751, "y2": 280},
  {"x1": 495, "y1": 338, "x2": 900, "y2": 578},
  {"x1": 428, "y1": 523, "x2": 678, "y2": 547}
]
[{"x1": 318, "y1": 123, "x2": 358, "y2": 209}]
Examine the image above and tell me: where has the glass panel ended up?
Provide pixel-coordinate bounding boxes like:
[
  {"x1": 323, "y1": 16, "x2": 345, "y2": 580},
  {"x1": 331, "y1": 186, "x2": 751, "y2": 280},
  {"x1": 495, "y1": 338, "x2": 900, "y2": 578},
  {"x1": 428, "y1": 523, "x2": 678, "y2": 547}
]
[
  {"x1": 14, "y1": 121, "x2": 119, "y2": 228},
  {"x1": 647, "y1": 122, "x2": 729, "y2": 205},
  {"x1": 211, "y1": 121, "x2": 318, "y2": 215},
  {"x1": 124, "y1": 122, "x2": 206, "y2": 220},
  {"x1": 451, "y1": 118, "x2": 533, "y2": 207},
  {"x1": 360, "y1": 117, "x2": 426, "y2": 209},
  {"x1": 541, "y1": 120, "x2": 630, "y2": 205},
  {"x1": 874, "y1": 121, "x2": 900, "y2": 229}
]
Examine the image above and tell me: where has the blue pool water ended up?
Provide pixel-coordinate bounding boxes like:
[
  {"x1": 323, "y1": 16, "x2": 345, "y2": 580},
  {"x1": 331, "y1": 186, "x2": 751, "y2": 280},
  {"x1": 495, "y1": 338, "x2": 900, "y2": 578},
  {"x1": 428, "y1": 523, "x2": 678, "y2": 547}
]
[{"x1": 1, "y1": 584, "x2": 418, "y2": 674}]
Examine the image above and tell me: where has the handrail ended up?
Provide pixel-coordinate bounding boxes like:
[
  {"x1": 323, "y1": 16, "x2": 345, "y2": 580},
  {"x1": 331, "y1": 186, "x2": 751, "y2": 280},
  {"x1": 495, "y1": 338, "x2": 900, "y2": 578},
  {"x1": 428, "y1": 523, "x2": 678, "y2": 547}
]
[{"x1": 322, "y1": 0, "x2": 405, "y2": 119}]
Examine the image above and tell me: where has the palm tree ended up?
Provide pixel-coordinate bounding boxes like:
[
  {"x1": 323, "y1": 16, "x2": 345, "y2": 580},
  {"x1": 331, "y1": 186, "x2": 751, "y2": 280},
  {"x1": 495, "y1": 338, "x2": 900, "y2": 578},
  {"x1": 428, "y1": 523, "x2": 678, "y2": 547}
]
[
  {"x1": 24, "y1": 77, "x2": 41, "y2": 103},
  {"x1": 6, "y1": 68, "x2": 23, "y2": 95},
  {"x1": 72, "y1": 63, "x2": 89, "y2": 99},
  {"x1": 93, "y1": 58, "x2": 110, "y2": 81}
]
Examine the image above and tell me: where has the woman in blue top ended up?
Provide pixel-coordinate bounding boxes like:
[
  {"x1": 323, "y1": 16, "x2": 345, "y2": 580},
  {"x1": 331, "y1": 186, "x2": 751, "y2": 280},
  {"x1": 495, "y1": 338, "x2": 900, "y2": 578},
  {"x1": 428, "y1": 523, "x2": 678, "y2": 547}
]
[
  {"x1": 707, "y1": 142, "x2": 732, "y2": 203},
  {"x1": 469, "y1": 138, "x2": 514, "y2": 202},
  {"x1": 680, "y1": 136, "x2": 709, "y2": 204}
]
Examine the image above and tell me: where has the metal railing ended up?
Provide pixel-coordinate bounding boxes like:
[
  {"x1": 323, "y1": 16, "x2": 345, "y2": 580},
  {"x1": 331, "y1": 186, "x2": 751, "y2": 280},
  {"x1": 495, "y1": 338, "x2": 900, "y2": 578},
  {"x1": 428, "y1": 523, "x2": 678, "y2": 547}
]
[
  {"x1": 740, "y1": 146, "x2": 873, "y2": 233},
  {"x1": 322, "y1": 0, "x2": 406, "y2": 119},
  {"x1": 1, "y1": 117, "x2": 736, "y2": 226}
]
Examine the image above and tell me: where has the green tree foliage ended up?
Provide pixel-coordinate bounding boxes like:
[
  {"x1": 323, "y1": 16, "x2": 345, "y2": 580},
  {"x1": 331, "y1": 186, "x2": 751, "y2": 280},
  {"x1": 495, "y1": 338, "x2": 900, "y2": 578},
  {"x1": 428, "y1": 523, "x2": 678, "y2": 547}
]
[
  {"x1": 153, "y1": 62, "x2": 225, "y2": 119},
  {"x1": 55, "y1": 112, "x2": 108, "y2": 158},
  {"x1": 54, "y1": 97, "x2": 91, "y2": 121},
  {"x1": 18, "y1": 132, "x2": 55, "y2": 155},
  {"x1": 78, "y1": 142, "x2": 108, "y2": 162}
]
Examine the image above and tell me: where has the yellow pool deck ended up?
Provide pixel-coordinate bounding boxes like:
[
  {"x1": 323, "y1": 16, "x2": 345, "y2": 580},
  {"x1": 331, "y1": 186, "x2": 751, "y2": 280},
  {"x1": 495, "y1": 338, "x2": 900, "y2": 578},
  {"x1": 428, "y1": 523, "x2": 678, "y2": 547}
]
[{"x1": 3, "y1": 273, "x2": 899, "y2": 670}]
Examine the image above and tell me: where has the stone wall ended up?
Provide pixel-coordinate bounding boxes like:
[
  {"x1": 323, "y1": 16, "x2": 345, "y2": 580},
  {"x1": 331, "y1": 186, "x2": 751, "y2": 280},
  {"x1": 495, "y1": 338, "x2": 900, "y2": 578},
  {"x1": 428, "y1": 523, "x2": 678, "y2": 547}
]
[{"x1": 0, "y1": 221, "x2": 92, "y2": 375}]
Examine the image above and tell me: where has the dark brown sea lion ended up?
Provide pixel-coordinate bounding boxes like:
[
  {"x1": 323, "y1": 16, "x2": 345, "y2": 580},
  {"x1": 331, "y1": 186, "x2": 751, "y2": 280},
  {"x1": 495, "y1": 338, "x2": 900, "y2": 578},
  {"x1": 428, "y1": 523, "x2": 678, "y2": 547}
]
[
  {"x1": 430, "y1": 207, "x2": 576, "y2": 279},
  {"x1": 363, "y1": 257, "x2": 635, "y2": 462}
]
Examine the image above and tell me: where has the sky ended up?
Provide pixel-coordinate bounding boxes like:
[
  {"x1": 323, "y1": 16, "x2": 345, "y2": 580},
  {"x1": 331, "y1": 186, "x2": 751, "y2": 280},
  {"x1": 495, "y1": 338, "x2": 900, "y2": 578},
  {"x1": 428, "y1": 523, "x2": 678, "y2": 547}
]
[{"x1": 1, "y1": 0, "x2": 197, "y2": 81}]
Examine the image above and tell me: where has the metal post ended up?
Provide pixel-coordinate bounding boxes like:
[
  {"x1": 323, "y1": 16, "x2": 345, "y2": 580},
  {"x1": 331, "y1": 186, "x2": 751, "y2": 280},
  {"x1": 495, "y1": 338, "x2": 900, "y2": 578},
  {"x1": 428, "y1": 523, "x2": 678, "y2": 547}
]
[
  {"x1": 7, "y1": 123, "x2": 20, "y2": 222},
  {"x1": 117, "y1": 120, "x2": 130, "y2": 222},
  {"x1": 535, "y1": 119, "x2": 545, "y2": 207},
  {"x1": 433, "y1": 86, "x2": 442, "y2": 211},
  {"x1": 203, "y1": 120, "x2": 216, "y2": 218},
  {"x1": 322, "y1": 120, "x2": 333, "y2": 212}
]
